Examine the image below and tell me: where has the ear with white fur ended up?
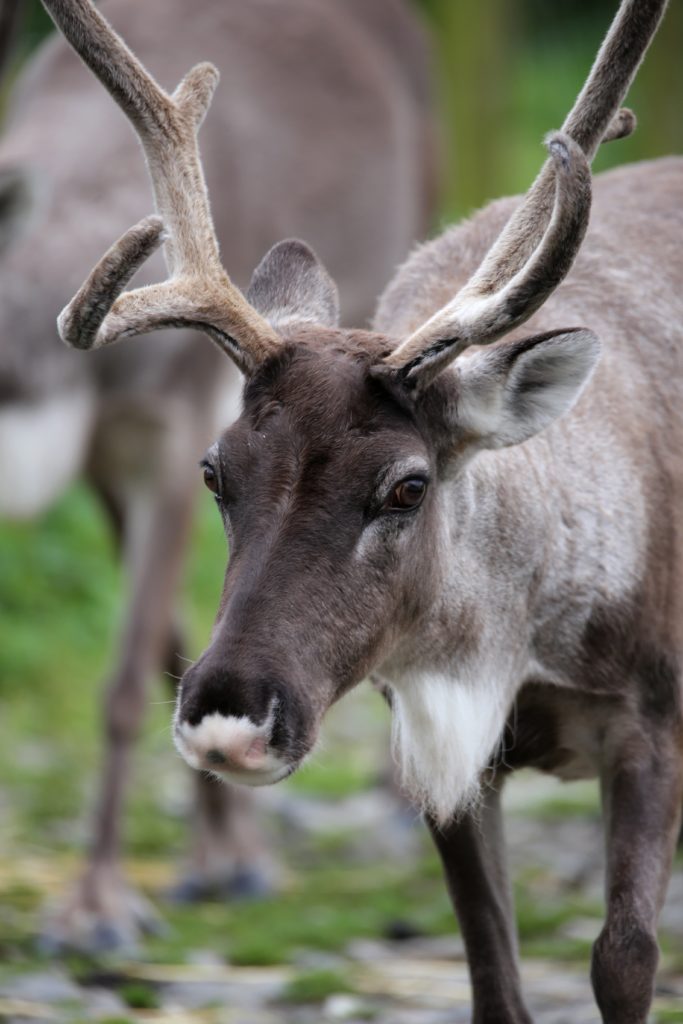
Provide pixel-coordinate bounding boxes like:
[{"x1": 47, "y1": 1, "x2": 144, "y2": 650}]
[
  {"x1": 452, "y1": 328, "x2": 600, "y2": 448},
  {"x1": 247, "y1": 238, "x2": 339, "y2": 331}
]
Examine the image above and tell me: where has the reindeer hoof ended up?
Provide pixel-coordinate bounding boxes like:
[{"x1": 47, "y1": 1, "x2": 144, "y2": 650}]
[
  {"x1": 39, "y1": 868, "x2": 163, "y2": 955},
  {"x1": 168, "y1": 865, "x2": 273, "y2": 904}
]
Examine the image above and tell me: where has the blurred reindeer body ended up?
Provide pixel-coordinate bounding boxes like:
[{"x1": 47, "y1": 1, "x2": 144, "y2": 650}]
[
  {"x1": 0, "y1": 0, "x2": 433, "y2": 516},
  {"x1": 0, "y1": 0, "x2": 435, "y2": 946}
]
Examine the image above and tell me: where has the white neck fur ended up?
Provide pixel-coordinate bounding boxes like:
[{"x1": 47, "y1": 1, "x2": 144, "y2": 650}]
[{"x1": 387, "y1": 666, "x2": 510, "y2": 825}]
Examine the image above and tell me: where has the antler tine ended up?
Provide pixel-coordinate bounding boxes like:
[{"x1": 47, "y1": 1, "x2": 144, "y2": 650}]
[
  {"x1": 383, "y1": 133, "x2": 592, "y2": 389},
  {"x1": 40, "y1": 0, "x2": 279, "y2": 374},
  {"x1": 384, "y1": 0, "x2": 668, "y2": 389}
]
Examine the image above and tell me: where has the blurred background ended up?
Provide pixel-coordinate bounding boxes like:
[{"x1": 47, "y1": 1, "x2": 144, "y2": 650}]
[
  {"x1": 4, "y1": 0, "x2": 683, "y2": 216},
  {"x1": 0, "y1": 2, "x2": 682, "y2": 1022}
]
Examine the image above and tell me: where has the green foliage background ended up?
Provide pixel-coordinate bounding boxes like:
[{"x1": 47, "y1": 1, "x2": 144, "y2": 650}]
[{"x1": 419, "y1": 0, "x2": 683, "y2": 220}]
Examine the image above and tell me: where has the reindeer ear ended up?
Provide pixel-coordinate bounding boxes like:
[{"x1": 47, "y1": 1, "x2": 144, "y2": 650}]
[
  {"x1": 247, "y1": 239, "x2": 339, "y2": 330},
  {"x1": 451, "y1": 328, "x2": 600, "y2": 449},
  {"x1": 0, "y1": 166, "x2": 34, "y2": 257}
]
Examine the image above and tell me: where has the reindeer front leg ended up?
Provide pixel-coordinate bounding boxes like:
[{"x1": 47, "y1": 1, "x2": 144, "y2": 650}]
[
  {"x1": 591, "y1": 722, "x2": 683, "y2": 1024},
  {"x1": 40, "y1": 411, "x2": 199, "y2": 953},
  {"x1": 426, "y1": 780, "x2": 533, "y2": 1024},
  {"x1": 171, "y1": 775, "x2": 274, "y2": 902}
]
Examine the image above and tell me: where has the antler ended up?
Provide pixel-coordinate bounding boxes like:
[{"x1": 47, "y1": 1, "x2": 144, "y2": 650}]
[
  {"x1": 384, "y1": 0, "x2": 668, "y2": 390},
  {"x1": 40, "y1": 0, "x2": 280, "y2": 375}
]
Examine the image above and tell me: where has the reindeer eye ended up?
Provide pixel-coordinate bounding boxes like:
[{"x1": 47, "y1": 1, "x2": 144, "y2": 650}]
[
  {"x1": 385, "y1": 477, "x2": 427, "y2": 512},
  {"x1": 202, "y1": 463, "x2": 219, "y2": 496}
]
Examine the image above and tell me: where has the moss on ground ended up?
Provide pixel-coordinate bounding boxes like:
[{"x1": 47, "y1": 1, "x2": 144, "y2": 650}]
[
  {"x1": 143, "y1": 855, "x2": 455, "y2": 967},
  {"x1": 119, "y1": 981, "x2": 160, "y2": 1009},
  {"x1": 281, "y1": 968, "x2": 356, "y2": 1003}
]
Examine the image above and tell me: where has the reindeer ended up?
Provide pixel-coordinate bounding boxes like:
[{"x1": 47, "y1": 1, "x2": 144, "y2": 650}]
[
  {"x1": 41, "y1": 0, "x2": 681, "y2": 1019},
  {"x1": 1, "y1": 0, "x2": 435, "y2": 950}
]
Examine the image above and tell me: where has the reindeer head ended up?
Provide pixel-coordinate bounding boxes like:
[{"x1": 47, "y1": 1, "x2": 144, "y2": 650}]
[
  {"x1": 173, "y1": 215, "x2": 602, "y2": 786},
  {"x1": 41, "y1": 0, "x2": 665, "y2": 802}
]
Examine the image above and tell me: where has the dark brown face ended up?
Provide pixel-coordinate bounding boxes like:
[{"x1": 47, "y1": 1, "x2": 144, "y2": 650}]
[{"x1": 174, "y1": 330, "x2": 440, "y2": 784}]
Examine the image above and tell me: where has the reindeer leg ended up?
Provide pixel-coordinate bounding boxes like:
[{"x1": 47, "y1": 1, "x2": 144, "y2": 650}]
[
  {"x1": 591, "y1": 724, "x2": 683, "y2": 1024},
  {"x1": 163, "y1": 630, "x2": 275, "y2": 903},
  {"x1": 426, "y1": 779, "x2": 533, "y2": 1024},
  {"x1": 171, "y1": 775, "x2": 274, "y2": 903},
  {"x1": 41, "y1": 417, "x2": 198, "y2": 954}
]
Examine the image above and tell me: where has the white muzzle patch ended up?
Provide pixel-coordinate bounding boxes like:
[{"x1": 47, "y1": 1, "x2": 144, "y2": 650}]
[{"x1": 174, "y1": 705, "x2": 289, "y2": 786}]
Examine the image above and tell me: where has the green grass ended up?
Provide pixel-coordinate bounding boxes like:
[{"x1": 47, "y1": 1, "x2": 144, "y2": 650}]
[
  {"x1": 287, "y1": 752, "x2": 379, "y2": 799},
  {"x1": 0, "y1": 484, "x2": 227, "y2": 854},
  {"x1": 143, "y1": 853, "x2": 455, "y2": 968},
  {"x1": 0, "y1": 484, "x2": 120, "y2": 695},
  {"x1": 119, "y1": 981, "x2": 160, "y2": 1010},
  {"x1": 527, "y1": 793, "x2": 600, "y2": 821},
  {"x1": 515, "y1": 889, "x2": 597, "y2": 943},
  {"x1": 281, "y1": 968, "x2": 356, "y2": 1004}
]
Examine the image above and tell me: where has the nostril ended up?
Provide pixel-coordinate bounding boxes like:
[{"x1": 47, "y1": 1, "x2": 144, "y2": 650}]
[
  {"x1": 205, "y1": 748, "x2": 227, "y2": 766},
  {"x1": 245, "y1": 736, "x2": 267, "y2": 761}
]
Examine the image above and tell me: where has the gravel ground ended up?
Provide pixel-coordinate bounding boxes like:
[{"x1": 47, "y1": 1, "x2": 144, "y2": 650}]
[
  {"x1": 1, "y1": 773, "x2": 682, "y2": 1024},
  {"x1": 0, "y1": 936, "x2": 681, "y2": 1023}
]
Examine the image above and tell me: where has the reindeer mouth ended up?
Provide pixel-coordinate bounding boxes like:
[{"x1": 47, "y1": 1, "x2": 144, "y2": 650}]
[
  {"x1": 201, "y1": 757, "x2": 296, "y2": 788},
  {"x1": 173, "y1": 705, "x2": 300, "y2": 787}
]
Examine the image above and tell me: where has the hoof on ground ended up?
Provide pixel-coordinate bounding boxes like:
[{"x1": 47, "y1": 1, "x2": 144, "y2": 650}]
[
  {"x1": 167, "y1": 865, "x2": 273, "y2": 904},
  {"x1": 38, "y1": 873, "x2": 164, "y2": 956}
]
